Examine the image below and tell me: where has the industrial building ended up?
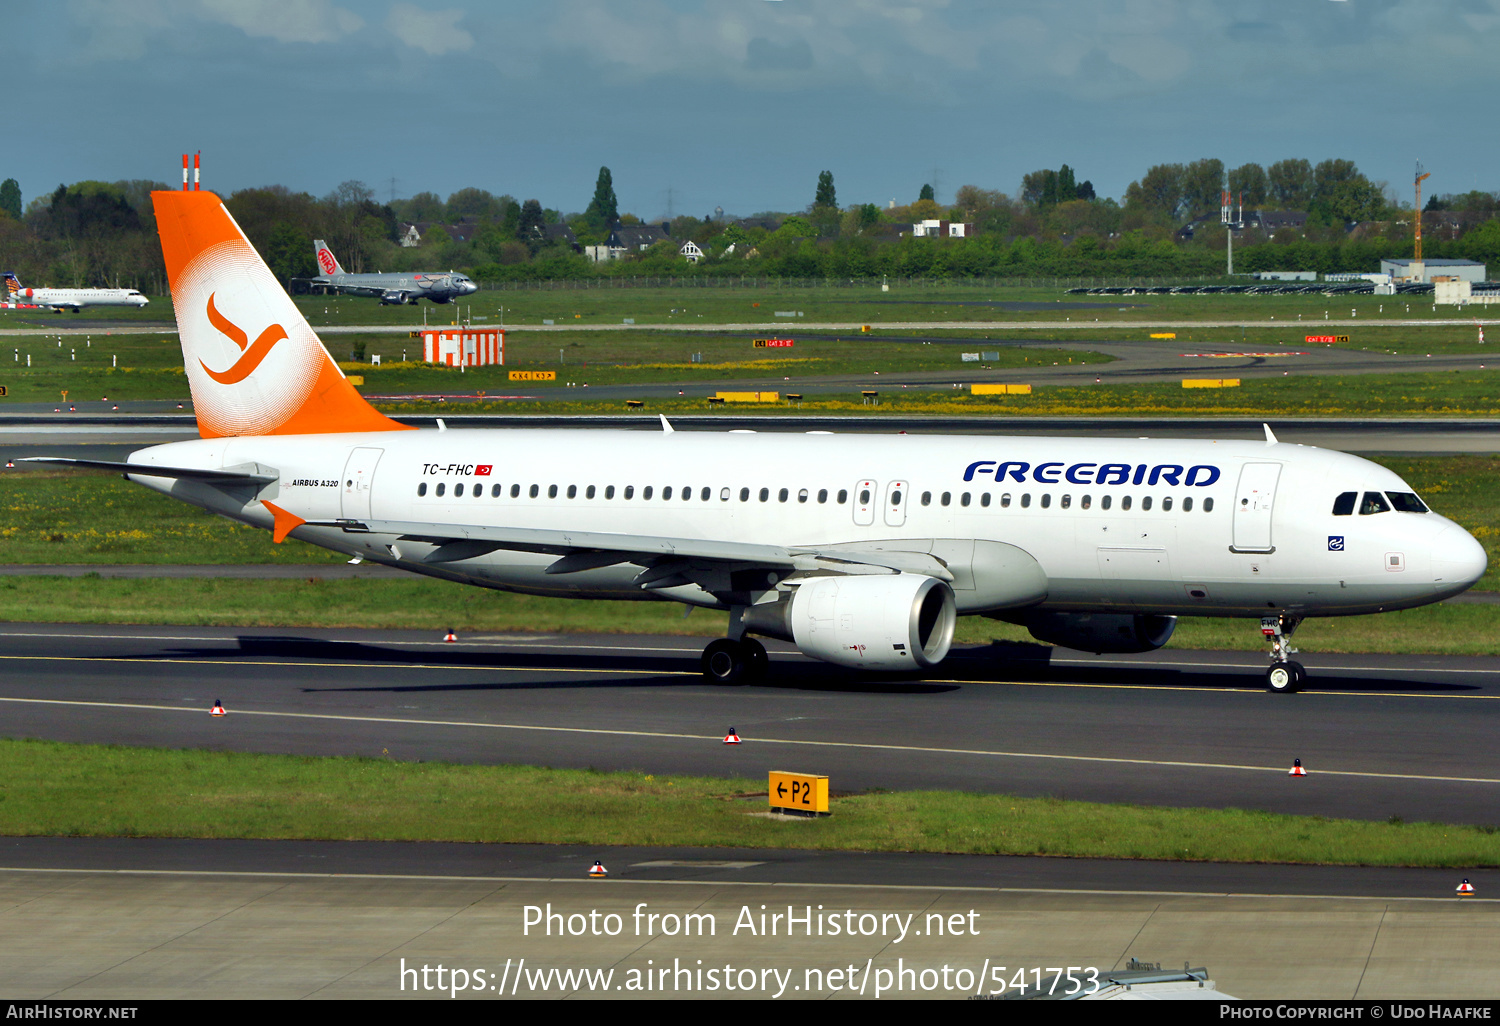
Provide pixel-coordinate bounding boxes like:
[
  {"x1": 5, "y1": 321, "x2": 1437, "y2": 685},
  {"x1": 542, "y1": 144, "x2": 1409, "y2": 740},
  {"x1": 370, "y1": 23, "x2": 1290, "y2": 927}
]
[{"x1": 1379, "y1": 258, "x2": 1486, "y2": 283}]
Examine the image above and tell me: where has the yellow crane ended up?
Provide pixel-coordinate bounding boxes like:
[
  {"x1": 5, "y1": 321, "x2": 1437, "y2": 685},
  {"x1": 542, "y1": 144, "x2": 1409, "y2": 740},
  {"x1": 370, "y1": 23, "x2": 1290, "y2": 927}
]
[{"x1": 1414, "y1": 161, "x2": 1432, "y2": 264}]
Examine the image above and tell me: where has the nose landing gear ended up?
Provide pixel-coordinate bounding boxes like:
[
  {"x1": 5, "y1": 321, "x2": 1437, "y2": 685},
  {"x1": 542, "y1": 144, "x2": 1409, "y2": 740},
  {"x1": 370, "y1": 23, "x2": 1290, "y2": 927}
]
[{"x1": 1261, "y1": 614, "x2": 1305, "y2": 693}]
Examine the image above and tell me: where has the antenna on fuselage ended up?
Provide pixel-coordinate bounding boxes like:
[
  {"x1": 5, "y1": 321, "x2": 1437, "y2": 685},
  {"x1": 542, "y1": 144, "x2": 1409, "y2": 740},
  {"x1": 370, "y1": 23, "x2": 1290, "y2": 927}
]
[{"x1": 1263, "y1": 423, "x2": 1279, "y2": 446}]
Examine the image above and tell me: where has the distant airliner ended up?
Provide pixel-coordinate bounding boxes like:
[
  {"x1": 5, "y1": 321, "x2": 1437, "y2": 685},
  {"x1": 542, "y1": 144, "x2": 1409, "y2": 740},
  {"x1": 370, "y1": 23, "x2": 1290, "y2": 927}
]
[
  {"x1": 303, "y1": 240, "x2": 478, "y2": 305},
  {"x1": 3, "y1": 272, "x2": 149, "y2": 312},
  {"x1": 19, "y1": 190, "x2": 1488, "y2": 693}
]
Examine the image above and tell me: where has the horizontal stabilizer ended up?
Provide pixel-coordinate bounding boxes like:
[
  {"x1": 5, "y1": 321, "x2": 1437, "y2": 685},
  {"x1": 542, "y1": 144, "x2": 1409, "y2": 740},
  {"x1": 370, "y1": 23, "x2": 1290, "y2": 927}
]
[{"x1": 14, "y1": 457, "x2": 277, "y2": 485}]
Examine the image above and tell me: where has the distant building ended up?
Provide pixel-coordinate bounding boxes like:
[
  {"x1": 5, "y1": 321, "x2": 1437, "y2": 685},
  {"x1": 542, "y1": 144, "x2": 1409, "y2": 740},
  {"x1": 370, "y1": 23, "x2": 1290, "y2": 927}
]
[
  {"x1": 679, "y1": 240, "x2": 704, "y2": 263},
  {"x1": 1252, "y1": 271, "x2": 1317, "y2": 281},
  {"x1": 542, "y1": 224, "x2": 580, "y2": 252},
  {"x1": 912, "y1": 219, "x2": 973, "y2": 238},
  {"x1": 1380, "y1": 258, "x2": 1486, "y2": 283},
  {"x1": 398, "y1": 223, "x2": 423, "y2": 248},
  {"x1": 1253, "y1": 211, "x2": 1309, "y2": 234},
  {"x1": 586, "y1": 223, "x2": 673, "y2": 263}
]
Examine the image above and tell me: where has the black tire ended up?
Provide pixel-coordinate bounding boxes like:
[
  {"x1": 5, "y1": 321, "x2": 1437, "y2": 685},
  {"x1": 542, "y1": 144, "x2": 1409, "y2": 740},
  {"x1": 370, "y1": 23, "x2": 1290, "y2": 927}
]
[
  {"x1": 1266, "y1": 661, "x2": 1300, "y2": 694},
  {"x1": 1289, "y1": 661, "x2": 1307, "y2": 688},
  {"x1": 702, "y1": 638, "x2": 745, "y2": 684},
  {"x1": 741, "y1": 638, "x2": 768, "y2": 680}
]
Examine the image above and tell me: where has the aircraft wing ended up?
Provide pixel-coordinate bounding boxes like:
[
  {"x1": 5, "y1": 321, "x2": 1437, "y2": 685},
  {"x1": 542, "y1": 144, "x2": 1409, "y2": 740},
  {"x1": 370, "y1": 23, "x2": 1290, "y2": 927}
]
[
  {"x1": 313, "y1": 517, "x2": 954, "y2": 586},
  {"x1": 14, "y1": 457, "x2": 278, "y2": 485}
]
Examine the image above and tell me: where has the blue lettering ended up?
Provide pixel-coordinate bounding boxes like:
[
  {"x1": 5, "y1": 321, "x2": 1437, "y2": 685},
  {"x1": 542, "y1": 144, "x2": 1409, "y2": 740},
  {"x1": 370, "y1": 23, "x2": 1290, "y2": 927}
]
[
  {"x1": 1033, "y1": 462, "x2": 1063, "y2": 484},
  {"x1": 1149, "y1": 465, "x2": 1183, "y2": 486},
  {"x1": 1132, "y1": 464, "x2": 1148, "y2": 485},
  {"x1": 1065, "y1": 463, "x2": 1096, "y2": 484},
  {"x1": 963, "y1": 460, "x2": 996, "y2": 483},
  {"x1": 994, "y1": 461, "x2": 1030, "y2": 483},
  {"x1": 1185, "y1": 465, "x2": 1221, "y2": 487},
  {"x1": 1097, "y1": 463, "x2": 1131, "y2": 485}
]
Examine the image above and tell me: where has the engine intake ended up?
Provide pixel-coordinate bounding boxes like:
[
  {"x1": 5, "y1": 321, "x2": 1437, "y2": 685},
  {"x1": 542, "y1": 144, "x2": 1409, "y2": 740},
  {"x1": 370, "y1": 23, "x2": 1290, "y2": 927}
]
[
  {"x1": 785, "y1": 574, "x2": 956, "y2": 670},
  {"x1": 1017, "y1": 611, "x2": 1177, "y2": 654}
]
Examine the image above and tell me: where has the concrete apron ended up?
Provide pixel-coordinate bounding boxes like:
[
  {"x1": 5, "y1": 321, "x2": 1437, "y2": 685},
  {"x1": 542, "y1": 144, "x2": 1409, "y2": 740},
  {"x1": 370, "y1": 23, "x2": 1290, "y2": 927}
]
[{"x1": 1, "y1": 871, "x2": 1496, "y2": 1000}]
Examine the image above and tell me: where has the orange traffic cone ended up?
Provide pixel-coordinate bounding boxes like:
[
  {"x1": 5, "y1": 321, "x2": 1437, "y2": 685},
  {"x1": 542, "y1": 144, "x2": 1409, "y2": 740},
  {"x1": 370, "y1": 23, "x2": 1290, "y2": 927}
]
[
  {"x1": 1457, "y1": 879, "x2": 1475, "y2": 897},
  {"x1": 443, "y1": 628, "x2": 457, "y2": 643},
  {"x1": 210, "y1": 700, "x2": 226, "y2": 717},
  {"x1": 1288, "y1": 758, "x2": 1306, "y2": 777},
  {"x1": 588, "y1": 861, "x2": 608, "y2": 878},
  {"x1": 723, "y1": 727, "x2": 742, "y2": 745}
]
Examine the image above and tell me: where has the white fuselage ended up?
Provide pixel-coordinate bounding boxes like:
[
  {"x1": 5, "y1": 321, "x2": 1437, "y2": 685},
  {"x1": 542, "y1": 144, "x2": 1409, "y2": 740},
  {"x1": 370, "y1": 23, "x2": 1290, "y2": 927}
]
[
  {"x1": 125, "y1": 428, "x2": 1487, "y2": 620},
  {"x1": 19, "y1": 287, "x2": 149, "y2": 310}
]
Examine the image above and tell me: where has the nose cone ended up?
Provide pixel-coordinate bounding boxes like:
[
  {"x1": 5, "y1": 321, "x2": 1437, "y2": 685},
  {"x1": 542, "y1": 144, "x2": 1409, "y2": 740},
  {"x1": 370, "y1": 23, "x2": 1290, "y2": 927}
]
[
  {"x1": 1433, "y1": 525, "x2": 1487, "y2": 596},
  {"x1": 461, "y1": 279, "x2": 478, "y2": 295}
]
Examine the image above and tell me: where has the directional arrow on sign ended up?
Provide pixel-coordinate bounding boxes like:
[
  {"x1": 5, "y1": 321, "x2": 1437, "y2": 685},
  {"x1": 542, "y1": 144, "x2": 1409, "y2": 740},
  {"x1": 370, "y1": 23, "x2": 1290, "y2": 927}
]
[{"x1": 777, "y1": 783, "x2": 787, "y2": 798}]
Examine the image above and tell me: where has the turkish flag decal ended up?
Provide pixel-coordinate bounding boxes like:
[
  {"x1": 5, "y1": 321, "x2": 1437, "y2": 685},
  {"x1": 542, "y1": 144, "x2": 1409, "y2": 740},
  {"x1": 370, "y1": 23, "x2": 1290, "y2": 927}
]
[{"x1": 475, "y1": 465, "x2": 492, "y2": 476}]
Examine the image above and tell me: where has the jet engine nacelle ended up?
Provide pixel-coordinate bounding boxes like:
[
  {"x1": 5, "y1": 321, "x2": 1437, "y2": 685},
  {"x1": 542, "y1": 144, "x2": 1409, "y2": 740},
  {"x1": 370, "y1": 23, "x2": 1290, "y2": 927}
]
[
  {"x1": 1020, "y1": 611, "x2": 1177, "y2": 654},
  {"x1": 787, "y1": 573, "x2": 956, "y2": 670},
  {"x1": 380, "y1": 290, "x2": 410, "y2": 305}
]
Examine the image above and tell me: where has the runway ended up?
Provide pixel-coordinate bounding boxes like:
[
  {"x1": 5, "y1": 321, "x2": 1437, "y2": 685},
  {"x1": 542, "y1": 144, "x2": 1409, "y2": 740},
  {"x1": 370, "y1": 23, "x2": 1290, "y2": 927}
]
[{"x1": 2, "y1": 624, "x2": 1498, "y2": 826}]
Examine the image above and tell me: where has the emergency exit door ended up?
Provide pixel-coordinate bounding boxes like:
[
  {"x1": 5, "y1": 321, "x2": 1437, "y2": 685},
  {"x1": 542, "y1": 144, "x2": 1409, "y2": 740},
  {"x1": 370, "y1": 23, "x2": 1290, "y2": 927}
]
[
  {"x1": 341, "y1": 448, "x2": 383, "y2": 519},
  {"x1": 1231, "y1": 463, "x2": 1280, "y2": 552}
]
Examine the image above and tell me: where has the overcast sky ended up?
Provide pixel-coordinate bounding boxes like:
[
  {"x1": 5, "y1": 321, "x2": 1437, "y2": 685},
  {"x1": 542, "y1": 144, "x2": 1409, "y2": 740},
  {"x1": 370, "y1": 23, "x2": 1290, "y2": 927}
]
[{"x1": 6, "y1": 0, "x2": 1499, "y2": 219}]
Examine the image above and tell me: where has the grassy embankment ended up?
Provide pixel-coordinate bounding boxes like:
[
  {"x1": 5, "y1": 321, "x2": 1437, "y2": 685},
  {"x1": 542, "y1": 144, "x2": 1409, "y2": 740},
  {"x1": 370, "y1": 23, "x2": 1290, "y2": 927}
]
[
  {"x1": 1, "y1": 455, "x2": 1497, "y2": 654},
  {"x1": 1, "y1": 738, "x2": 1496, "y2": 866}
]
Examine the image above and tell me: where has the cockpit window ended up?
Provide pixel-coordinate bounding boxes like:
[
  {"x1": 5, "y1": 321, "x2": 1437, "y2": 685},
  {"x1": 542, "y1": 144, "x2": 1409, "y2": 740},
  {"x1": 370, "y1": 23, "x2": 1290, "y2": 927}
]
[
  {"x1": 1386, "y1": 491, "x2": 1428, "y2": 513},
  {"x1": 1359, "y1": 491, "x2": 1391, "y2": 515},
  {"x1": 1332, "y1": 492, "x2": 1356, "y2": 516}
]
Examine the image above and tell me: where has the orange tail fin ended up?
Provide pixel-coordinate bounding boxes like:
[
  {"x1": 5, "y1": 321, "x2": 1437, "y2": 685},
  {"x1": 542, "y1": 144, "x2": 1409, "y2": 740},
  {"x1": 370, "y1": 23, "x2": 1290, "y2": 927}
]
[{"x1": 152, "y1": 190, "x2": 411, "y2": 438}]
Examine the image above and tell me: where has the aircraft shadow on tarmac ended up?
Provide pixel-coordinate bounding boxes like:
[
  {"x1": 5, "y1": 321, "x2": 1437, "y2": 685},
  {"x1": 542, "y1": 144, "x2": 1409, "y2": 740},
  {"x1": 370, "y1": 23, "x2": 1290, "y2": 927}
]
[{"x1": 127, "y1": 635, "x2": 1484, "y2": 697}]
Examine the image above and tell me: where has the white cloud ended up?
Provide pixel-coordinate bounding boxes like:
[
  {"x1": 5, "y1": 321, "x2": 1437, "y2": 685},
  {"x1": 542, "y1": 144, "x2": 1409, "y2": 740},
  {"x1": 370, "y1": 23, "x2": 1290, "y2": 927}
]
[
  {"x1": 199, "y1": 0, "x2": 364, "y2": 44},
  {"x1": 386, "y1": 4, "x2": 474, "y2": 56}
]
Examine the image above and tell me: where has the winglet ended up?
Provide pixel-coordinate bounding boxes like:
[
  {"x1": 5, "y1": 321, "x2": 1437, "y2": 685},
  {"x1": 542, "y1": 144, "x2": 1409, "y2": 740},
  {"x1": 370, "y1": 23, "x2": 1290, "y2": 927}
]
[
  {"x1": 262, "y1": 500, "x2": 306, "y2": 544},
  {"x1": 660, "y1": 414, "x2": 674, "y2": 433},
  {"x1": 1264, "y1": 423, "x2": 1279, "y2": 445}
]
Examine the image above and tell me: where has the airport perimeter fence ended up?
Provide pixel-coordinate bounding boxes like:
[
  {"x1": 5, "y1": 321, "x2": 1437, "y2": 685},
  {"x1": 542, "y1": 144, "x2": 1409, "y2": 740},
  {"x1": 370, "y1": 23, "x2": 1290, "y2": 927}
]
[{"x1": 473, "y1": 275, "x2": 1241, "y2": 293}]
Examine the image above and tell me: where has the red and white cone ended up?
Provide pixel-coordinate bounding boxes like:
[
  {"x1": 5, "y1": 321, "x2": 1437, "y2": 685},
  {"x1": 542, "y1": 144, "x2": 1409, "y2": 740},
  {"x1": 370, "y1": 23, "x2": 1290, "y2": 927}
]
[
  {"x1": 210, "y1": 700, "x2": 226, "y2": 717},
  {"x1": 588, "y1": 860, "x2": 608, "y2": 878},
  {"x1": 443, "y1": 628, "x2": 457, "y2": 643},
  {"x1": 723, "y1": 727, "x2": 742, "y2": 745},
  {"x1": 1457, "y1": 879, "x2": 1475, "y2": 897},
  {"x1": 1288, "y1": 758, "x2": 1306, "y2": 776}
]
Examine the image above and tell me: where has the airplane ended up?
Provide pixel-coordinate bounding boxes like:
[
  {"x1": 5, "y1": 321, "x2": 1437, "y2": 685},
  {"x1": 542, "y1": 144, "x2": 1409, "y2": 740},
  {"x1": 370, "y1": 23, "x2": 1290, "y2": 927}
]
[
  {"x1": 302, "y1": 240, "x2": 478, "y2": 305},
  {"x1": 3, "y1": 272, "x2": 149, "y2": 312},
  {"x1": 17, "y1": 189, "x2": 1488, "y2": 693}
]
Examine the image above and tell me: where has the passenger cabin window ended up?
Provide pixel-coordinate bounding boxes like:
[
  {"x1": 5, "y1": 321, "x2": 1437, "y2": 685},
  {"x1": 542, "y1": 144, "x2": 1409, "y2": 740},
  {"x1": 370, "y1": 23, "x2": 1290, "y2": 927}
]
[
  {"x1": 455, "y1": 483, "x2": 465, "y2": 497},
  {"x1": 891, "y1": 489, "x2": 903, "y2": 506},
  {"x1": 587, "y1": 485, "x2": 596, "y2": 499},
  {"x1": 1100, "y1": 495, "x2": 1111, "y2": 510},
  {"x1": 511, "y1": 484, "x2": 521, "y2": 498},
  {"x1": 859, "y1": 488, "x2": 871, "y2": 505},
  {"x1": 491, "y1": 484, "x2": 501, "y2": 497},
  {"x1": 605, "y1": 485, "x2": 616, "y2": 499},
  {"x1": 1040, "y1": 494, "x2": 1051, "y2": 509},
  {"x1": 1142, "y1": 496, "x2": 1153, "y2": 511},
  {"x1": 1332, "y1": 491, "x2": 1357, "y2": 516},
  {"x1": 778, "y1": 488, "x2": 789, "y2": 503},
  {"x1": 798, "y1": 489, "x2": 809, "y2": 503},
  {"x1": 817, "y1": 489, "x2": 828, "y2": 504},
  {"x1": 1204, "y1": 498, "x2": 1214, "y2": 512},
  {"x1": 720, "y1": 487, "x2": 730, "y2": 501},
  {"x1": 624, "y1": 485, "x2": 635, "y2": 500},
  {"x1": 642, "y1": 486, "x2": 653, "y2": 500},
  {"x1": 1121, "y1": 496, "x2": 1132, "y2": 511},
  {"x1": 1182, "y1": 497, "x2": 1192, "y2": 512},
  {"x1": 662, "y1": 486, "x2": 672, "y2": 500},
  {"x1": 837, "y1": 490, "x2": 848, "y2": 504},
  {"x1": 921, "y1": 492, "x2": 932, "y2": 506},
  {"x1": 940, "y1": 492, "x2": 951, "y2": 507},
  {"x1": 474, "y1": 485, "x2": 482, "y2": 499},
  {"x1": 703, "y1": 487, "x2": 713, "y2": 501},
  {"x1": 1163, "y1": 497, "x2": 1173, "y2": 511},
  {"x1": 1080, "y1": 494, "x2": 1091, "y2": 509},
  {"x1": 548, "y1": 485, "x2": 558, "y2": 498},
  {"x1": 1360, "y1": 491, "x2": 1390, "y2": 515},
  {"x1": 759, "y1": 487, "x2": 770, "y2": 502},
  {"x1": 567, "y1": 485, "x2": 577, "y2": 499},
  {"x1": 1001, "y1": 493, "x2": 1011, "y2": 508},
  {"x1": 740, "y1": 488, "x2": 750, "y2": 502},
  {"x1": 436, "y1": 483, "x2": 446, "y2": 497},
  {"x1": 981, "y1": 493, "x2": 991, "y2": 508},
  {"x1": 1387, "y1": 491, "x2": 1428, "y2": 513},
  {"x1": 529, "y1": 484, "x2": 539, "y2": 498},
  {"x1": 1059, "y1": 494, "x2": 1070, "y2": 509},
  {"x1": 417, "y1": 482, "x2": 427, "y2": 496},
  {"x1": 1020, "y1": 494, "x2": 1031, "y2": 508},
  {"x1": 960, "y1": 492, "x2": 971, "y2": 507}
]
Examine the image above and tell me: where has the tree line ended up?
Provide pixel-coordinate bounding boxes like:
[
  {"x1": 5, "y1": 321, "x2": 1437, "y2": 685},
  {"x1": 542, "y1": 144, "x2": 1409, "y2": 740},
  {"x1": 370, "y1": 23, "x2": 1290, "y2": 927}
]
[{"x1": 1, "y1": 157, "x2": 1496, "y2": 291}]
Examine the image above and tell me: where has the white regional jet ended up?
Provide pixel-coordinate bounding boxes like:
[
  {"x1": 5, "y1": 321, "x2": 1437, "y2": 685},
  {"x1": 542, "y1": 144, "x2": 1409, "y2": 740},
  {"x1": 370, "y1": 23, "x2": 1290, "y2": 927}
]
[
  {"x1": 4, "y1": 272, "x2": 150, "y2": 312},
  {"x1": 19, "y1": 190, "x2": 1489, "y2": 692}
]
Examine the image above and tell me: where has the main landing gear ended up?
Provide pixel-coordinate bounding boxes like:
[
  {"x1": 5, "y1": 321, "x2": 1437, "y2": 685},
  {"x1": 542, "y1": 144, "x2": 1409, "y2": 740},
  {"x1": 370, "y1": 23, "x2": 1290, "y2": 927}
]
[
  {"x1": 701, "y1": 637, "x2": 767, "y2": 684},
  {"x1": 1261, "y1": 614, "x2": 1306, "y2": 694},
  {"x1": 701, "y1": 605, "x2": 769, "y2": 684}
]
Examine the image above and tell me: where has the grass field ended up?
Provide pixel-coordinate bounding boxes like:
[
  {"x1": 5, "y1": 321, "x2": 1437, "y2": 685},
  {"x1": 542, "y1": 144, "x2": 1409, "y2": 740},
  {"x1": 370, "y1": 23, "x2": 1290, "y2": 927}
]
[{"x1": 2, "y1": 738, "x2": 1495, "y2": 865}]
